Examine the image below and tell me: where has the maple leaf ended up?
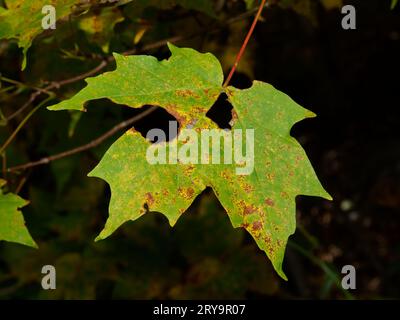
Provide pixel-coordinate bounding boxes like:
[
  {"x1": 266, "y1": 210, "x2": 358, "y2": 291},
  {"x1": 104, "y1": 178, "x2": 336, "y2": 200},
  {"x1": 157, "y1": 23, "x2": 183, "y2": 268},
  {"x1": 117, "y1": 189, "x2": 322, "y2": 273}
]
[
  {"x1": 78, "y1": 7, "x2": 124, "y2": 53},
  {"x1": 0, "y1": 179, "x2": 37, "y2": 248},
  {"x1": 0, "y1": 0, "x2": 78, "y2": 69},
  {"x1": 0, "y1": 0, "x2": 216, "y2": 69},
  {"x1": 48, "y1": 44, "x2": 331, "y2": 279}
]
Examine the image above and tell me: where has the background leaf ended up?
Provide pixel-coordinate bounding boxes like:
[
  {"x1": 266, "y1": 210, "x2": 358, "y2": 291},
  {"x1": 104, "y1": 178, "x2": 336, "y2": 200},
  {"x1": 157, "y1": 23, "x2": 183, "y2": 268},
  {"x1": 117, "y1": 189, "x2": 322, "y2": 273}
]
[
  {"x1": 0, "y1": 179, "x2": 37, "y2": 248},
  {"x1": 78, "y1": 7, "x2": 125, "y2": 53},
  {"x1": 1, "y1": 0, "x2": 398, "y2": 299},
  {"x1": 0, "y1": 0, "x2": 78, "y2": 68}
]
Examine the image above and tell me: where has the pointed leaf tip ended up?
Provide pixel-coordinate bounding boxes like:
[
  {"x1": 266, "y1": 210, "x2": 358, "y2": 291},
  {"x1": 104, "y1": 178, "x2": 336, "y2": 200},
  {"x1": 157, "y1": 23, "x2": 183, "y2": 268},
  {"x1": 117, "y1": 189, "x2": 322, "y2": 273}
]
[{"x1": 0, "y1": 185, "x2": 37, "y2": 248}]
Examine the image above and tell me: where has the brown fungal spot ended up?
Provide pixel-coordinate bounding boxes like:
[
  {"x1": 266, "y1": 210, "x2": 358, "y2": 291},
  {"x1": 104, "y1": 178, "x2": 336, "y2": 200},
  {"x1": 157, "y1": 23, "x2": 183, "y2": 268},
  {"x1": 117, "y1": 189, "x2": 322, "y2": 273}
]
[
  {"x1": 243, "y1": 183, "x2": 254, "y2": 193},
  {"x1": 163, "y1": 104, "x2": 187, "y2": 127},
  {"x1": 266, "y1": 173, "x2": 275, "y2": 182},
  {"x1": 280, "y1": 191, "x2": 289, "y2": 199},
  {"x1": 265, "y1": 198, "x2": 275, "y2": 207},
  {"x1": 178, "y1": 187, "x2": 195, "y2": 200},
  {"x1": 295, "y1": 155, "x2": 304, "y2": 165},
  {"x1": 186, "y1": 187, "x2": 194, "y2": 198},
  {"x1": 241, "y1": 222, "x2": 250, "y2": 228},
  {"x1": 231, "y1": 110, "x2": 239, "y2": 122},
  {"x1": 221, "y1": 170, "x2": 234, "y2": 185},
  {"x1": 264, "y1": 235, "x2": 272, "y2": 244},
  {"x1": 207, "y1": 88, "x2": 222, "y2": 101},
  {"x1": 176, "y1": 90, "x2": 200, "y2": 99},
  {"x1": 145, "y1": 192, "x2": 155, "y2": 206},
  {"x1": 184, "y1": 165, "x2": 195, "y2": 175},
  {"x1": 252, "y1": 221, "x2": 262, "y2": 231},
  {"x1": 243, "y1": 204, "x2": 257, "y2": 215},
  {"x1": 193, "y1": 106, "x2": 207, "y2": 114}
]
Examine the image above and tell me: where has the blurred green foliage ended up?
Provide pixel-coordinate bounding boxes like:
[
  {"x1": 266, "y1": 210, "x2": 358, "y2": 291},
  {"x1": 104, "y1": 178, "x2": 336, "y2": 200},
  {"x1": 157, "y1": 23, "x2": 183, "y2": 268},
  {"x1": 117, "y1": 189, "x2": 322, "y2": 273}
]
[{"x1": 0, "y1": 0, "x2": 399, "y2": 299}]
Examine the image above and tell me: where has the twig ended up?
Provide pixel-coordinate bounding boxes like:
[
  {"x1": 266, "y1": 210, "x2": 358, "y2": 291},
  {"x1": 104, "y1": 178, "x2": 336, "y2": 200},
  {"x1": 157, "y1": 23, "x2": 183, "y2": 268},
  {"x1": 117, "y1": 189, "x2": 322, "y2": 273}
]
[
  {"x1": 49, "y1": 59, "x2": 108, "y2": 88},
  {"x1": 5, "y1": 90, "x2": 42, "y2": 121},
  {"x1": 0, "y1": 76, "x2": 51, "y2": 94},
  {"x1": 4, "y1": 6, "x2": 265, "y2": 172},
  {"x1": 0, "y1": 95, "x2": 55, "y2": 155},
  {"x1": 4, "y1": 61, "x2": 108, "y2": 122},
  {"x1": 223, "y1": 0, "x2": 268, "y2": 87},
  {"x1": 7, "y1": 106, "x2": 158, "y2": 172},
  {"x1": 3, "y1": 6, "x2": 262, "y2": 123},
  {"x1": 15, "y1": 175, "x2": 27, "y2": 194}
]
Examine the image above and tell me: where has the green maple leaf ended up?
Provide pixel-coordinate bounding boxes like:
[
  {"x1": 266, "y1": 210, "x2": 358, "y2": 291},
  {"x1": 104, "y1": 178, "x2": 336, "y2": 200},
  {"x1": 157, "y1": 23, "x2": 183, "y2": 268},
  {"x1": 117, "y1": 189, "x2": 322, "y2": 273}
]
[
  {"x1": 0, "y1": 0, "x2": 78, "y2": 69},
  {"x1": 0, "y1": 0, "x2": 216, "y2": 69},
  {"x1": 78, "y1": 7, "x2": 125, "y2": 53},
  {"x1": 48, "y1": 44, "x2": 331, "y2": 279},
  {"x1": 0, "y1": 179, "x2": 37, "y2": 248}
]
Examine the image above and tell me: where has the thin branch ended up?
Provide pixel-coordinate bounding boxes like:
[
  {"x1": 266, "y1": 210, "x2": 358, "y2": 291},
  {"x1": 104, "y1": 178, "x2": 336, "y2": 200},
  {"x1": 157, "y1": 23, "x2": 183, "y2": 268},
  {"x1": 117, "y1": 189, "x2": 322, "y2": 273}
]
[
  {"x1": 3, "y1": 6, "x2": 262, "y2": 122},
  {"x1": 4, "y1": 60, "x2": 108, "y2": 121},
  {"x1": 49, "y1": 59, "x2": 108, "y2": 88},
  {"x1": 0, "y1": 95, "x2": 55, "y2": 155},
  {"x1": 15, "y1": 175, "x2": 27, "y2": 194},
  {"x1": 7, "y1": 106, "x2": 158, "y2": 172},
  {"x1": 223, "y1": 0, "x2": 268, "y2": 87},
  {"x1": 0, "y1": 75, "x2": 51, "y2": 94},
  {"x1": 3, "y1": 6, "x2": 265, "y2": 172},
  {"x1": 5, "y1": 90, "x2": 42, "y2": 121}
]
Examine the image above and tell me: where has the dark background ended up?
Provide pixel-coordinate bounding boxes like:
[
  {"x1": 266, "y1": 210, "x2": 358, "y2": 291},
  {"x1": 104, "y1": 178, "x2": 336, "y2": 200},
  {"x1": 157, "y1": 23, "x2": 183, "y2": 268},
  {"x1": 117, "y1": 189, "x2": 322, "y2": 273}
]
[{"x1": 0, "y1": 0, "x2": 399, "y2": 299}]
